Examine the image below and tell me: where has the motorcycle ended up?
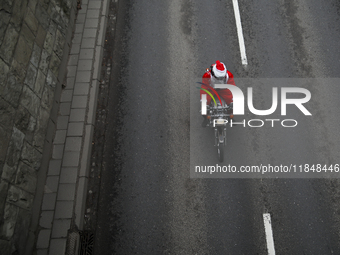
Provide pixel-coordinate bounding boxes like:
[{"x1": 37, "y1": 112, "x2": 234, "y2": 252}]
[{"x1": 205, "y1": 99, "x2": 233, "y2": 162}]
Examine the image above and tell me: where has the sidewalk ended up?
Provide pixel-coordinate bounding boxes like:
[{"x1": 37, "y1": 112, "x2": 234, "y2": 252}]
[{"x1": 35, "y1": 0, "x2": 112, "y2": 253}]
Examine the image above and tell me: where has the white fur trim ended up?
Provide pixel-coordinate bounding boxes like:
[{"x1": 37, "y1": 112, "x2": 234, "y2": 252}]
[{"x1": 212, "y1": 63, "x2": 227, "y2": 78}]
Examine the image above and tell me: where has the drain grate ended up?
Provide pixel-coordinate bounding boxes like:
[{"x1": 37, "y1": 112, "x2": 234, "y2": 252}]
[{"x1": 79, "y1": 231, "x2": 94, "y2": 255}]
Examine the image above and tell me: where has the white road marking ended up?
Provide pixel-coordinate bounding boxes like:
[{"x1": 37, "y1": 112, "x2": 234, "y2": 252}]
[
  {"x1": 263, "y1": 213, "x2": 276, "y2": 255},
  {"x1": 232, "y1": 0, "x2": 248, "y2": 66}
]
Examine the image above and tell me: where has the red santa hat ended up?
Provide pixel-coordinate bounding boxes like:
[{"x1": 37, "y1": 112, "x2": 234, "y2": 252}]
[{"x1": 212, "y1": 60, "x2": 227, "y2": 78}]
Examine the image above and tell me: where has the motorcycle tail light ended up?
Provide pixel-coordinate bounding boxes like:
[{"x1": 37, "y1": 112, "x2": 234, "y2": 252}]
[
  {"x1": 207, "y1": 116, "x2": 211, "y2": 119},
  {"x1": 230, "y1": 114, "x2": 234, "y2": 119}
]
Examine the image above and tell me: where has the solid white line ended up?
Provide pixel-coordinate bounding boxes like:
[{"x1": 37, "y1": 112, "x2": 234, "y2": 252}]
[
  {"x1": 263, "y1": 213, "x2": 276, "y2": 255},
  {"x1": 232, "y1": 0, "x2": 248, "y2": 66}
]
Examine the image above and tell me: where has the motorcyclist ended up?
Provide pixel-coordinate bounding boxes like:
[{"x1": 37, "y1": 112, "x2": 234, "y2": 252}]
[{"x1": 200, "y1": 60, "x2": 236, "y2": 127}]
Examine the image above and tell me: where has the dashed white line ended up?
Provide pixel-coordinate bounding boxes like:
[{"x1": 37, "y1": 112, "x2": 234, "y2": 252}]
[
  {"x1": 263, "y1": 213, "x2": 276, "y2": 255},
  {"x1": 232, "y1": 0, "x2": 248, "y2": 66}
]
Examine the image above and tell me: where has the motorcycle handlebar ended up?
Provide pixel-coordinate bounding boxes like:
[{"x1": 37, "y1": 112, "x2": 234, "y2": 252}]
[
  {"x1": 209, "y1": 114, "x2": 231, "y2": 118},
  {"x1": 207, "y1": 105, "x2": 231, "y2": 110}
]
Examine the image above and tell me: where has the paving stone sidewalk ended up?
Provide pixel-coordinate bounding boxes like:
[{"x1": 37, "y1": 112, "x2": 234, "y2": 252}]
[{"x1": 35, "y1": 0, "x2": 111, "y2": 253}]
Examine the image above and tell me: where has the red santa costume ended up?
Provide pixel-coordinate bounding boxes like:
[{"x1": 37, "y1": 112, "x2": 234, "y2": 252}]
[{"x1": 200, "y1": 60, "x2": 236, "y2": 106}]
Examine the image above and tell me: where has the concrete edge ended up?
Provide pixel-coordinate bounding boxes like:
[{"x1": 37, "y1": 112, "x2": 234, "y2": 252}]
[{"x1": 73, "y1": 0, "x2": 111, "y2": 232}]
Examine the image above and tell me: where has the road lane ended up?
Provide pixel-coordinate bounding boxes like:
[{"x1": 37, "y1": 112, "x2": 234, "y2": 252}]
[
  {"x1": 92, "y1": 1, "x2": 174, "y2": 253},
  {"x1": 236, "y1": 0, "x2": 340, "y2": 253},
  {"x1": 84, "y1": 0, "x2": 340, "y2": 254}
]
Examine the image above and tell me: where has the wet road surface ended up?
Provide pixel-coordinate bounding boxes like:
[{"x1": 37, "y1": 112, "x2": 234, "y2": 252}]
[{"x1": 84, "y1": 0, "x2": 340, "y2": 254}]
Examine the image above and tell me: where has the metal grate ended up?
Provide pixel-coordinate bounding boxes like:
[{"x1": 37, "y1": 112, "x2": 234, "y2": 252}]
[{"x1": 79, "y1": 231, "x2": 94, "y2": 255}]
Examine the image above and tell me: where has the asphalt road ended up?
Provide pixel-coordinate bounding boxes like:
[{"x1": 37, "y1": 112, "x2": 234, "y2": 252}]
[{"x1": 85, "y1": 0, "x2": 340, "y2": 254}]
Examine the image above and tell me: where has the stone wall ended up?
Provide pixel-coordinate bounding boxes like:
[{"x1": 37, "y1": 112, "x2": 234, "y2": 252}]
[{"x1": 0, "y1": 0, "x2": 77, "y2": 253}]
